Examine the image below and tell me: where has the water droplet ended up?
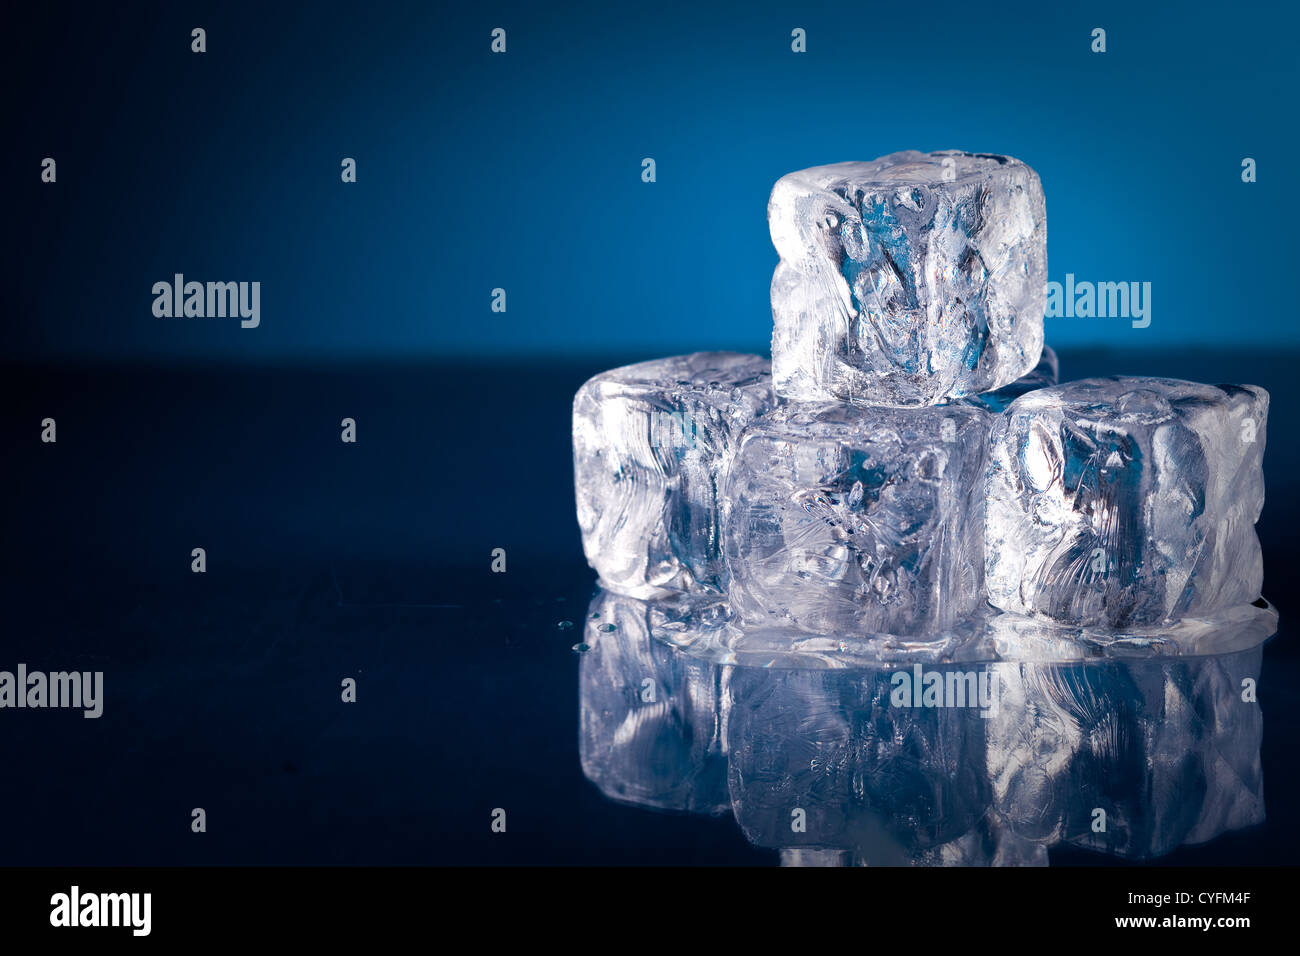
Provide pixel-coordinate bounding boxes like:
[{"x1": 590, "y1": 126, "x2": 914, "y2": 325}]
[
  {"x1": 571, "y1": 642, "x2": 591, "y2": 654},
  {"x1": 596, "y1": 623, "x2": 617, "y2": 633},
  {"x1": 556, "y1": 620, "x2": 574, "y2": 631}
]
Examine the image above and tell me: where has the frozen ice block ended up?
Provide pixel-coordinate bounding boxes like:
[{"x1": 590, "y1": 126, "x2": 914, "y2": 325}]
[
  {"x1": 724, "y1": 402, "x2": 990, "y2": 635},
  {"x1": 577, "y1": 590, "x2": 730, "y2": 815},
  {"x1": 985, "y1": 377, "x2": 1268, "y2": 626},
  {"x1": 572, "y1": 352, "x2": 774, "y2": 598},
  {"x1": 769, "y1": 150, "x2": 1047, "y2": 407},
  {"x1": 960, "y1": 344, "x2": 1059, "y2": 413}
]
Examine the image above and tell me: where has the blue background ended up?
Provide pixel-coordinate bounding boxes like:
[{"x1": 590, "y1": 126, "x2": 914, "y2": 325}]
[
  {"x1": 4, "y1": 0, "x2": 1299, "y2": 870},
  {"x1": 6, "y1": 0, "x2": 1298, "y2": 362}
]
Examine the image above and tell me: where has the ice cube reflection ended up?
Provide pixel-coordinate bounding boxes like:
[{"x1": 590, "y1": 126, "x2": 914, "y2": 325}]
[{"x1": 578, "y1": 590, "x2": 1272, "y2": 865}]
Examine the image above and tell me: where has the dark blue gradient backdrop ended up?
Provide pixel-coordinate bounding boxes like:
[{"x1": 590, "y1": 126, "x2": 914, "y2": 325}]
[
  {"x1": 4, "y1": 0, "x2": 1300, "y2": 869},
  {"x1": 5, "y1": 0, "x2": 1298, "y2": 362}
]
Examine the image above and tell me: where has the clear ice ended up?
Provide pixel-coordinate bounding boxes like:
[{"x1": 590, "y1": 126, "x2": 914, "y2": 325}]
[
  {"x1": 580, "y1": 587, "x2": 1269, "y2": 866},
  {"x1": 985, "y1": 376, "x2": 1268, "y2": 626},
  {"x1": 768, "y1": 150, "x2": 1047, "y2": 408},
  {"x1": 725, "y1": 664, "x2": 997, "y2": 863},
  {"x1": 577, "y1": 591, "x2": 730, "y2": 815},
  {"x1": 569, "y1": 145, "x2": 1276, "y2": 866},
  {"x1": 572, "y1": 352, "x2": 774, "y2": 598},
  {"x1": 959, "y1": 344, "x2": 1058, "y2": 413},
  {"x1": 984, "y1": 649, "x2": 1264, "y2": 857},
  {"x1": 723, "y1": 402, "x2": 989, "y2": 636}
]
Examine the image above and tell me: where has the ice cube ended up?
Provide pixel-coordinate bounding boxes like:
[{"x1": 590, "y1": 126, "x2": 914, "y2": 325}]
[
  {"x1": 650, "y1": 597, "x2": 994, "y2": 669},
  {"x1": 768, "y1": 150, "x2": 1047, "y2": 407},
  {"x1": 985, "y1": 377, "x2": 1268, "y2": 626},
  {"x1": 986, "y1": 600, "x2": 1278, "y2": 660},
  {"x1": 913, "y1": 818, "x2": 1049, "y2": 867},
  {"x1": 723, "y1": 402, "x2": 989, "y2": 636},
  {"x1": 573, "y1": 352, "x2": 774, "y2": 598},
  {"x1": 983, "y1": 649, "x2": 1263, "y2": 858},
  {"x1": 960, "y1": 344, "x2": 1058, "y2": 413},
  {"x1": 1182, "y1": 648, "x2": 1265, "y2": 846},
  {"x1": 577, "y1": 590, "x2": 731, "y2": 815},
  {"x1": 725, "y1": 666, "x2": 991, "y2": 861}
]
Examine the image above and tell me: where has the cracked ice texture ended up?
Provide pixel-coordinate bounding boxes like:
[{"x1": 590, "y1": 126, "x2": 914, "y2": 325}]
[
  {"x1": 577, "y1": 590, "x2": 730, "y2": 815},
  {"x1": 724, "y1": 666, "x2": 995, "y2": 864},
  {"x1": 960, "y1": 344, "x2": 1058, "y2": 413},
  {"x1": 573, "y1": 352, "x2": 774, "y2": 598},
  {"x1": 985, "y1": 377, "x2": 1268, "y2": 627},
  {"x1": 984, "y1": 649, "x2": 1263, "y2": 858},
  {"x1": 769, "y1": 150, "x2": 1047, "y2": 407},
  {"x1": 724, "y1": 403, "x2": 989, "y2": 636}
]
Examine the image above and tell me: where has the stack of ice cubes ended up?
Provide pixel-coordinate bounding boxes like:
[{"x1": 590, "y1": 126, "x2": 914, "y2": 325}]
[{"x1": 572, "y1": 150, "x2": 1270, "y2": 644}]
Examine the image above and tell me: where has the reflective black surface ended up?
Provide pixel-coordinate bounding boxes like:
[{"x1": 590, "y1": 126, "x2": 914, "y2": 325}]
[{"x1": 1, "y1": 348, "x2": 1296, "y2": 865}]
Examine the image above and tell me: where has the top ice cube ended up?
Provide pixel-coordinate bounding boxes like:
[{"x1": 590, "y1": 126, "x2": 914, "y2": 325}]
[{"x1": 769, "y1": 150, "x2": 1047, "y2": 407}]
